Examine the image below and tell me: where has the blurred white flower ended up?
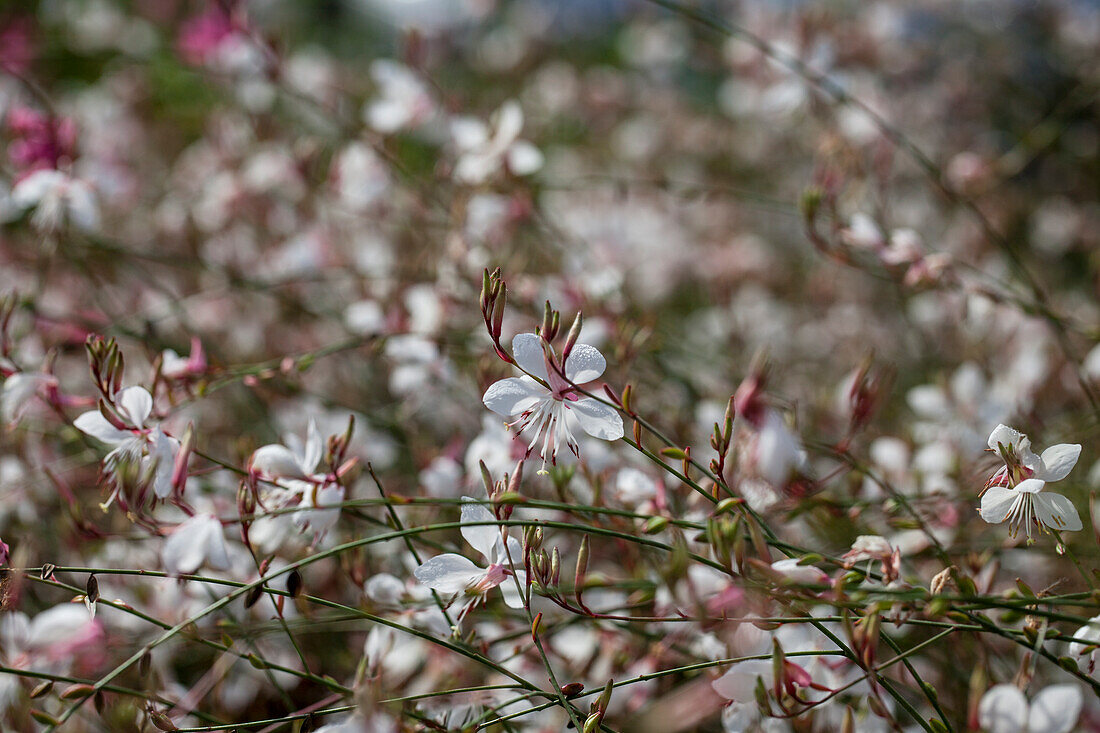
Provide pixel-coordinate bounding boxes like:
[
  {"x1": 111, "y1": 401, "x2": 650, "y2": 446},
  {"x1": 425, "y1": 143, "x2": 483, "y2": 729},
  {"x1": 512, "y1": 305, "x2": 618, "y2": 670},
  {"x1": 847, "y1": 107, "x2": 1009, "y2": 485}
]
[
  {"x1": 162, "y1": 513, "x2": 230, "y2": 576},
  {"x1": 1, "y1": 372, "x2": 57, "y2": 425},
  {"x1": 977, "y1": 683, "x2": 1081, "y2": 733},
  {"x1": 363, "y1": 60, "x2": 434, "y2": 134},
  {"x1": 452, "y1": 101, "x2": 543, "y2": 184},
  {"x1": 12, "y1": 169, "x2": 99, "y2": 232}
]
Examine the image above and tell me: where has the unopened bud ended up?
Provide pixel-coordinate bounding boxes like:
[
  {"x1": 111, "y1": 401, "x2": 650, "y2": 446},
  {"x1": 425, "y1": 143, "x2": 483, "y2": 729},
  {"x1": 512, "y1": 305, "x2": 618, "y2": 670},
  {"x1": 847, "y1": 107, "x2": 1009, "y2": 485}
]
[{"x1": 562, "y1": 312, "x2": 583, "y2": 361}]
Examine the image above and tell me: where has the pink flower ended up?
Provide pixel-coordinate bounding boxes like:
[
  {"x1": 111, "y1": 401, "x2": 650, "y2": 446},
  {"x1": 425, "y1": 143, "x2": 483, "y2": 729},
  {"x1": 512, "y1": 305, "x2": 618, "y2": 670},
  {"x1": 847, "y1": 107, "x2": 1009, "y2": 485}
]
[{"x1": 176, "y1": 4, "x2": 237, "y2": 66}]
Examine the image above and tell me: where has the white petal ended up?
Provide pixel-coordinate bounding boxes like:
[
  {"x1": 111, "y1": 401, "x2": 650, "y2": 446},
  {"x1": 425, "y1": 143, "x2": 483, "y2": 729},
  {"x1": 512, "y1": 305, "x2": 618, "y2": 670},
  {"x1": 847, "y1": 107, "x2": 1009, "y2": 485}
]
[
  {"x1": 977, "y1": 684, "x2": 1028, "y2": 733},
  {"x1": 67, "y1": 181, "x2": 100, "y2": 231},
  {"x1": 1015, "y1": 478, "x2": 1045, "y2": 494},
  {"x1": 980, "y1": 486, "x2": 1021, "y2": 525},
  {"x1": 492, "y1": 101, "x2": 524, "y2": 146},
  {"x1": 564, "y1": 343, "x2": 607, "y2": 383},
  {"x1": 499, "y1": 570, "x2": 526, "y2": 608},
  {"x1": 117, "y1": 386, "x2": 153, "y2": 429},
  {"x1": 11, "y1": 170, "x2": 58, "y2": 207},
  {"x1": 567, "y1": 398, "x2": 624, "y2": 441},
  {"x1": 251, "y1": 444, "x2": 308, "y2": 480},
  {"x1": 1, "y1": 374, "x2": 49, "y2": 423},
  {"x1": 460, "y1": 500, "x2": 500, "y2": 562},
  {"x1": 201, "y1": 517, "x2": 231, "y2": 571},
  {"x1": 1037, "y1": 443, "x2": 1081, "y2": 482},
  {"x1": 152, "y1": 429, "x2": 178, "y2": 498},
  {"x1": 988, "y1": 424, "x2": 1026, "y2": 452},
  {"x1": 450, "y1": 116, "x2": 489, "y2": 151},
  {"x1": 712, "y1": 661, "x2": 771, "y2": 703},
  {"x1": 511, "y1": 333, "x2": 549, "y2": 382},
  {"x1": 163, "y1": 514, "x2": 224, "y2": 575},
  {"x1": 27, "y1": 605, "x2": 94, "y2": 649},
  {"x1": 1028, "y1": 684, "x2": 1082, "y2": 733},
  {"x1": 73, "y1": 410, "x2": 131, "y2": 444},
  {"x1": 1032, "y1": 492, "x2": 1083, "y2": 532},
  {"x1": 721, "y1": 703, "x2": 758, "y2": 733},
  {"x1": 413, "y1": 554, "x2": 481, "y2": 595},
  {"x1": 302, "y1": 419, "x2": 323, "y2": 474},
  {"x1": 482, "y1": 377, "x2": 545, "y2": 417},
  {"x1": 507, "y1": 141, "x2": 543, "y2": 176}
]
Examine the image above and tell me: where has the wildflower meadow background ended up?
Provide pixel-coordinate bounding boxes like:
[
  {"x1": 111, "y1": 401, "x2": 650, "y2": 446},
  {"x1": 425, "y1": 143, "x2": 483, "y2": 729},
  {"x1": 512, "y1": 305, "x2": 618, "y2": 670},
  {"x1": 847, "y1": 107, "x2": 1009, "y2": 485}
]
[{"x1": 1, "y1": 0, "x2": 1100, "y2": 731}]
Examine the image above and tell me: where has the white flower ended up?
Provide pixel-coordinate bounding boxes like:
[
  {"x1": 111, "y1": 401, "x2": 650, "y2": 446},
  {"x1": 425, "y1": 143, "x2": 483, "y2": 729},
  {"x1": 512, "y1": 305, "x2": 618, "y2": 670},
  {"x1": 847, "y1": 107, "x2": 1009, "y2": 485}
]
[
  {"x1": 977, "y1": 684, "x2": 1081, "y2": 733},
  {"x1": 1068, "y1": 614, "x2": 1100, "y2": 679},
  {"x1": 162, "y1": 513, "x2": 230, "y2": 576},
  {"x1": 249, "y1": 420, "x2": 344, "y2": 545},
  {"x1": 250, "y1": 419, "x2": 323, "y2": 482},
  {"x1": 770, "y1": 558, "x2": 828, "y2": 585},
  {"x1": 12, "y1": 169, "x2": 99, "y2": 232},
  {"x1": 842, "y1": 535, "x2": 893, "y2": 564},
  {"x1": 452, "y1": 101, "x2": 543, "y2": 185},
  {"x1": 1, "y1": 372, "x2": 57, "y2": 425},
  {"x1": 482, "y1": 333, "x2": 623, "y2": 469},
  {"x1": 73, "y1": 386, "x2": 179, "y2": 508},
  {"x1": 980, "y1": 424, "x2": 1082, "y2": 539},
  {"x1": 413, "y1": 499, "x2": 526, "y2": 621},
  {"x1": 362, "y1": 60, "x2": 434, "y2": 134}
]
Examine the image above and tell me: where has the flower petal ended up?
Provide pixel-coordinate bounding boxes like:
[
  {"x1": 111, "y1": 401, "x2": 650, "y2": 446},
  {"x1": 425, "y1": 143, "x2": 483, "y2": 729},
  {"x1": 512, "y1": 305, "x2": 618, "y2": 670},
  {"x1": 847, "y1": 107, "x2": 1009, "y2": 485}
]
[
  {"x1": 507, "y1": 141, "x2": 543, "y2": 176},
  {"x1": 712, "y1": 660, "x2": 772, "y2": 703},
  {"x1": 511, "y1": 333, "x2": 549, "y2": 382},
  {"x1": 567, "y1": 398, "x2": 624, "y2": 441},
  {"x1": 163, "y1": 514, "x2": 225, "y2": 576},
  {"x1": 564, "y1": 343, "x2": 606, "y2": 384},
  {"x1": 413, "y1": 554, "x2": 481, "y2": 595},
  {"x1": 499, "y1": 570, "x2": 526, "y2": 609},
  {"x1": 302, "y1": 419, "x2": 323, "y2": 474},
  {"x1": 251, "y1": 444, "x2": 307, "y2": 480},
  {"x1": 117, "y1": 386, "x2": 153, "y2": 429},
  {"x1": 73, "y1": 410, "x2": 131, "y2": 444},
  {"x1": 1037, "y1": 443, "x2": 1081, "y2": 482},
  {"x1": 460, "y1": 499, "x2": 500, "y2": 562},
  {"x1": 1032, "y1": 491, "x2": 1083, "y2": 532},
  {"x1": 482, "y1": 377, "x2": 544, "y2": 418},
  {"x1": 151, "y1": 429, "x2": 179, "y2": 498},
  {"x1": 987, "y1": 424, "x2": 1026, "y2": 453},
  {"x1": 1028, "y1": 684, "x2": 1082, "y2": 733},
  {"x1": 979, "y1": 486, "x2": 1020, "y2": 525},
  {"x1": 977, "y1": 684, "x2": 1028, "y2": 733}
]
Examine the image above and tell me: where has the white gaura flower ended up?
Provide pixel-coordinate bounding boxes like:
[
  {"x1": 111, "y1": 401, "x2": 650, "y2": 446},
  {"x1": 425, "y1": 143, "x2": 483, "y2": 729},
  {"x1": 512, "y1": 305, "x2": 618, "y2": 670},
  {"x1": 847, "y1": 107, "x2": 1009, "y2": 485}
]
[
  {"x1": 413, "y1": 499, "x2": 526, "y2": 622},
  {"x1": 162, "y1": 513, "x2": 231, "y2": 576},
  {"x1": 482, "y1": 333, "x2": 623, "y2": 469},
  {"x1": 1068, "y1": 614, "x2": 1100, "y2": 679},
  {"x1": 362, "y1": 59, "x2": 434, "y2": 134},
  {"x1": 977, "y1": 683, "x2": 1081, "y2": 733},
  {"x1": 1, "y1": 372, "x2": 57, "y2": 425},
  {"x1": 11, "y1": 169, "x2": 99, "y2": 232},
  {"x1": 452, "y1": 101, "x2": 543, "y2": 185},
  {"x1": 980, "y1": 424, "x2": 1082, "y2": 539},
  {"x1": 249, "y1": 420, "x2": 345, "y2": 546},
  {"x1": 73, "y1": 385, "x2": 179, "y2": 509}
]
